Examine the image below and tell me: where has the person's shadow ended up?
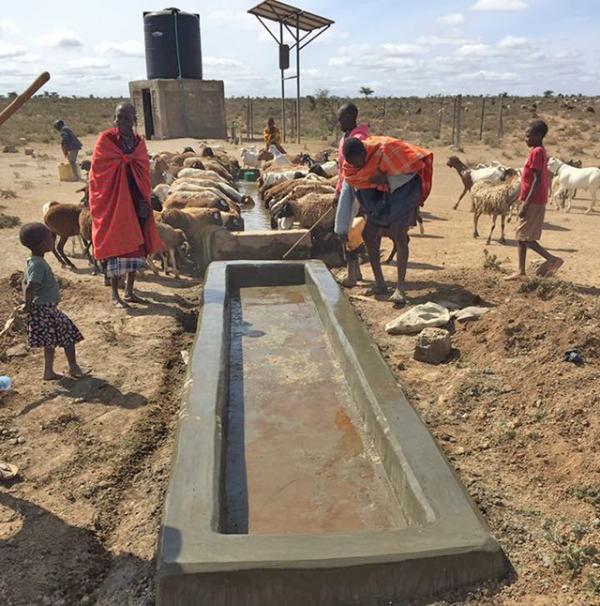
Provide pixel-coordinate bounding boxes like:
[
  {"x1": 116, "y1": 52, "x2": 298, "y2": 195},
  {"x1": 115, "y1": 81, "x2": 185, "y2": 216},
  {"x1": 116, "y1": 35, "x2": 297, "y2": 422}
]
[
  {"x1": 0, "y1": 492, "x2": 149, "y2": 604},
  {"x1": 18, "y1": 376, "x2": 148, "y2": 416}
]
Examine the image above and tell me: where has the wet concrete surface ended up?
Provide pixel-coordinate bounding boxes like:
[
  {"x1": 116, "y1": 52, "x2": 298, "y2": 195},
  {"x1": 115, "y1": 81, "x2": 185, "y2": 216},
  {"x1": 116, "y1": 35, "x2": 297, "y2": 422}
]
[
  {"x1": 237, "y1": 182, "x2": 271, "y2": 231},
  {"x1": 223, "y1": 284, "x2": 407, "y2": 535}
]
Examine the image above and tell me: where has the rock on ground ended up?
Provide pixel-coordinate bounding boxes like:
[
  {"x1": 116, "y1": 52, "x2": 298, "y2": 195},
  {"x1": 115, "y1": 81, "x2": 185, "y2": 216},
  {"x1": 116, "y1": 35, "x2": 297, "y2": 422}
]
[{"x1": 414, "y1": 327, "x2": 452, "y2": 364}]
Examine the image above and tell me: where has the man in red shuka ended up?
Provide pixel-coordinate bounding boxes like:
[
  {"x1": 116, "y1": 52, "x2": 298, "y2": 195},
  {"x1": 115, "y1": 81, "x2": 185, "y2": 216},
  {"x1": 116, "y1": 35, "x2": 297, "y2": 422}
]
[
  {"x1": 89, "y1": 103, "x2": 162, "y2": 308},
  {"x1": 505, "y1": 120, "x2": 563, "y2": 281}
]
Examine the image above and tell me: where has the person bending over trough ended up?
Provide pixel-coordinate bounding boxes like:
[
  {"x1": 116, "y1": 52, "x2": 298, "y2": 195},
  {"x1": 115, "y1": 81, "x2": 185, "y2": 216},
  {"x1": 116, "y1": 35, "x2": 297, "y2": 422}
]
[
  {"x1": 342, "y1": 136, "x2": 433, "y2": 305},
  {"x1": 89, "y1": 103, "x2": 162, "y2": 308},
  {"x1": 334, "y1": 103, "x2": 369, "y2": 287}
]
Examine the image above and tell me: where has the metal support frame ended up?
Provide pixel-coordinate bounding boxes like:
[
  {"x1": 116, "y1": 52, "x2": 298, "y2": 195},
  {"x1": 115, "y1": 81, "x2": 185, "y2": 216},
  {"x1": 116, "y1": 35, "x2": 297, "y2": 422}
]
[{"x1": 250, "y1": 3, "x2": 333, "y2": 144}]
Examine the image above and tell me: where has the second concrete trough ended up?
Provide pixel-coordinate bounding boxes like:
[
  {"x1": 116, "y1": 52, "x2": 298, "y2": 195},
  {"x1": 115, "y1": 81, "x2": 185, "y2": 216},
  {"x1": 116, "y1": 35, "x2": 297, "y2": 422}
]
[{"x1": 157, "y1": 260, "x2": 507, "y2": 605}]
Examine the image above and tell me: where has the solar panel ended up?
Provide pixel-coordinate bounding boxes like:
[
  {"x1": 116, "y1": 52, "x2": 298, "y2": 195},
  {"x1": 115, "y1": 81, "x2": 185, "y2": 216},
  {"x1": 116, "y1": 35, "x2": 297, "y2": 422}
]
[{"x1": 248, "y1": 0, "x2": 334, "y2": 32}]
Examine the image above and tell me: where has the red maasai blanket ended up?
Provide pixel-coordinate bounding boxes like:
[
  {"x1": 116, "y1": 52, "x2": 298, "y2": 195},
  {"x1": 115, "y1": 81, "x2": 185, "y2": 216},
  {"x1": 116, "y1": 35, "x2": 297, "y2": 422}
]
[
  {"x1": 89, "y1": 128, "x2": 162, "y2": 260},
  {"x1": 343, "y1": 136, "x2": 434, "y2": 206}
]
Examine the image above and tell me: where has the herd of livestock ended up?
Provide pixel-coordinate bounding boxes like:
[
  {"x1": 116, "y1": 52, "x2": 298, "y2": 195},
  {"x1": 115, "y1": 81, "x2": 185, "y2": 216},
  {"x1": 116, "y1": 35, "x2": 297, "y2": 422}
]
[{"x1": 39, "y1": 142, "x2": 600, "y2": 279}]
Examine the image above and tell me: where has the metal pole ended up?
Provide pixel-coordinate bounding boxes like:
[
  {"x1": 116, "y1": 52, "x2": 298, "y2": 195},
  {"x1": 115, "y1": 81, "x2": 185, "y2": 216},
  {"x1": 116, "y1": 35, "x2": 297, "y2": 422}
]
[
  {"x1": 479, "y1": 96, "x2": 486, "y2": 141},
  {"x1": 280, "y1": 22, "x2": 286, "y2": 144},
  {"x1": 296, "y1": 17, "x2": 301, "y2": 143}
]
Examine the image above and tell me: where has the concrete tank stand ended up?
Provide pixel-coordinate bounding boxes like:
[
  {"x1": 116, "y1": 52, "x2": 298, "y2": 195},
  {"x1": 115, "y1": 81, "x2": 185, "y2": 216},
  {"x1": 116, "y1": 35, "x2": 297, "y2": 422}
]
[{"x1": 157, "y1": 261, "x2": 508, "y2": 606}]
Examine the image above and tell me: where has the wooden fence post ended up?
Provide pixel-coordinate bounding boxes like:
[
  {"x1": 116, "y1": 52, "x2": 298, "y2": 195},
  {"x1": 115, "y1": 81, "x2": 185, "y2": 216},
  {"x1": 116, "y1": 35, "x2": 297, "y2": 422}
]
[
  {"x1": 455, "y1": 94, "x2": 462, "y2": 149},
  {"x1": 438, "y1": 96, "x2": 444, "y2": 138},
  {"x1": 479, "y1": 96, "x2": 486, "y2": 141},
  {"x1": 382, "y1": 98, "x2": 388, "y2": 134},
  {"x1": 451, "y1": 96, "x2": 457, "y2": 145},
  {"x1": 246, "y1": 96, "x2": 251, "y2": 140},
  {"x1": 497, "y1": 94, "x2": 504, "y2": 139}
]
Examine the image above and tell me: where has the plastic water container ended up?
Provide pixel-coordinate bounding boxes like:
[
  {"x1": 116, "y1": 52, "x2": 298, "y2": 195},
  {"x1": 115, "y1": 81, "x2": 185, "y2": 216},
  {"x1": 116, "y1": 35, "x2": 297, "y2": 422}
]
[
  {"x1": 243, "y1": 170, "x2": 258, "y2": 182},
  {"x1": 0, "y1": 376, "x2": 12, "y2": 391},
  {"x1": 58, "y1": 162, "x2": 79, "y2": 182}
]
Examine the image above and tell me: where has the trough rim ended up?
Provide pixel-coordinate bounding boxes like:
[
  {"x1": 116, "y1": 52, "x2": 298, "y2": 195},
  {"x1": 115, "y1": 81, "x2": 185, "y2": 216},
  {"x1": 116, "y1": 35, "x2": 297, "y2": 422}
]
[{"x1": 157, "y1": 260, "x2": 505, "y2": 578}]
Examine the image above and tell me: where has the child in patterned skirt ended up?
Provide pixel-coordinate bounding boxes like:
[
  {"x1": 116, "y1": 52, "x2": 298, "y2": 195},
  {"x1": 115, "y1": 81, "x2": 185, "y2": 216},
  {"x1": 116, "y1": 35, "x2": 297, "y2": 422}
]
[{"x1": 19, "y1": 223, "x2": 84, "y2": 380}]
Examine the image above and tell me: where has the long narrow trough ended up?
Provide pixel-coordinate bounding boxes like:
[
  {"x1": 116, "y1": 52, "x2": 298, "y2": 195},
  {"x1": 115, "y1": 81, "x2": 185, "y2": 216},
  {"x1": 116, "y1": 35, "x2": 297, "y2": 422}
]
[{"x1": 157, "y1": 261, "x2": 507, "y2": 606}]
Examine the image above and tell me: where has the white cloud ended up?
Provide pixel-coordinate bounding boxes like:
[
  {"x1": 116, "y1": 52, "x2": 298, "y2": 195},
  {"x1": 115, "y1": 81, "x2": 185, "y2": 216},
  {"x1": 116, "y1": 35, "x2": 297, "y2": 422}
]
[
  {"x1": 417, "y1": 34, "x2": 480, "y2": 46},
  {"x1": 206, "y1": 9, "x2": 257, "y2": 31},
  {"x1": 472, "y1": 0, "x2": 528, "y2": 11},
  {"x1": 498, "y1": 35, "x2": 535, "y2": 49},
  {"x1": 314, "y1": 29, "x2": 351, "y2": 44},
  {"x1": 97, "y1": 40, "x2": 144, "y2": 57},
  {"x1": 38, "y1": 29, "x2": 82, "y2": 48},
  {"x1": 67, "y1": 58, "x2": 111, "y2": 70},
  {"x1": 380, "y1": 43, "x2": 426, "y2": 56},
  {"x1": 0, "y1": 42, "x2": 26, "y2": 58},
  {"x1": 456, "y1": 43, "x2": 496, "y2": 57},
  {"x1": 457, "y1": 69, "x2": 520, "y2": 81},
  {"x1": 438, "y1": 13, "x2": 465, "y2": 25},
  {"x1": 0, "y1": 19, "x2": 19, "y2": 36},
  {"x1": 204, "y1": 57, "x2": 244, "y2": 68}
]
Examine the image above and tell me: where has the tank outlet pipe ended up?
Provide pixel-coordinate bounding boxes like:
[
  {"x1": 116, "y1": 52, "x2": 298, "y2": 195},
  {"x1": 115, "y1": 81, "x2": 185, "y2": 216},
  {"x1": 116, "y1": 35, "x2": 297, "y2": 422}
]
[{"x1": 173, "y1": 8, "x2": 189, "y2": 137}]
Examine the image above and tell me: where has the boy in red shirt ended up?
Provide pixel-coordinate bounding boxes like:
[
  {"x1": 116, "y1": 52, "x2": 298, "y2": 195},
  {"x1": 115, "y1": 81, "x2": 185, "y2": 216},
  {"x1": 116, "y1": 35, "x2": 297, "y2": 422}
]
[{"x1": 506, "y1": 120, "x2": 563, "y2": 280}]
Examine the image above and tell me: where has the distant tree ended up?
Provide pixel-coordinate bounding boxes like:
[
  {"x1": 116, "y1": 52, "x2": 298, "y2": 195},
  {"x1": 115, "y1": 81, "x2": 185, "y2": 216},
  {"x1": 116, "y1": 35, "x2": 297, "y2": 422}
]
[
  {"x1": 7, "y1": 92, "x2": 17, "y2": 100},
  {"x1": 359, "y1": 86, "x2": 374, "y2": 99},
  {"x1": 543, "y1": 90, "x2": 554, "y2": 98},
  {"x1": 306, "y1": 95, "x2": 316, "y2": 111},
  {"x1": 314, "y1": 89, "x2": 338, "y2": 135}
]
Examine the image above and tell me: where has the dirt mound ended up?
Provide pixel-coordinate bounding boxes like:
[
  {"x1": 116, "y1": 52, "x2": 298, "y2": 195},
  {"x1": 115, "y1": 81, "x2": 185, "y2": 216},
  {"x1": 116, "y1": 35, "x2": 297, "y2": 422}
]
[{"x1": 347, "y1": 268, "x2": 600, "y2": 605}]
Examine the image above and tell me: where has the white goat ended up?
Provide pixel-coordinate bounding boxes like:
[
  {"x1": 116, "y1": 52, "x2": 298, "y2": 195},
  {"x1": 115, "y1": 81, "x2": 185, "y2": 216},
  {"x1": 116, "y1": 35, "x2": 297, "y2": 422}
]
[
  {"x1": 547, "y1": 157, "x2": 600, "y2": 214},
  {"x1": 447, "y1": 156, "x2": 511, "y2": 210},
  {"x1": 319, "y1": 160, "x2": 339, "y2": 177},
  {"x1": 269, "y1": 145, "x2": 292, "y2": 167},
  {"x1": 240, "y1": 146, "x2": 260, "y2": 168}
]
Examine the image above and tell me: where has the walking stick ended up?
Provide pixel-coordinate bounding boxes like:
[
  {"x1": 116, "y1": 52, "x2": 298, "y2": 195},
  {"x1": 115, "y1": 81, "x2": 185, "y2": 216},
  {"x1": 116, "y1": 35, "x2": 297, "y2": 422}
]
[{"x1": 282, "y1": 206, "x2": 333, "y2": 260}]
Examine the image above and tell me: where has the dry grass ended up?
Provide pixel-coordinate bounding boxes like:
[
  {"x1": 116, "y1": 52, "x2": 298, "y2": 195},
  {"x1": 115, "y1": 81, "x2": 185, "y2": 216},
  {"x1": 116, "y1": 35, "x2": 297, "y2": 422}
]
[
  {"x1": 1, "y1": 95, "x2": 598, "y2": 161},
  {"x1": 0, "y1": 213, "x2": 21, "y2": 229}
]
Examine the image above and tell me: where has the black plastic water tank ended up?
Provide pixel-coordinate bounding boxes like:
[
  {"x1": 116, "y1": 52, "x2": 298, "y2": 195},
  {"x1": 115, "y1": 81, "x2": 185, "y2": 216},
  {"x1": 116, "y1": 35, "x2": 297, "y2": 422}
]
[{"x1": 144, "y1": 7, "x2": 202, "y2": 80}]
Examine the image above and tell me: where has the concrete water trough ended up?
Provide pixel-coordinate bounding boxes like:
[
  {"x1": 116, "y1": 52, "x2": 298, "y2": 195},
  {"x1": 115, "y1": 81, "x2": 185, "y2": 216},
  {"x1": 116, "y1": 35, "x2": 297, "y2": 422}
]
[{"x1": 157, "y1": 260, "x2": 507, "y2": 606}]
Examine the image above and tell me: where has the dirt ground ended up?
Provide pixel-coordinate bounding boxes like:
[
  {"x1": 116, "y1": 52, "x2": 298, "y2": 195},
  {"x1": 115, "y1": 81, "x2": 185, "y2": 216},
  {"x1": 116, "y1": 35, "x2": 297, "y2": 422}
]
[{"x1": 1, "y1": 133, "x2": 600, "y2": 605}]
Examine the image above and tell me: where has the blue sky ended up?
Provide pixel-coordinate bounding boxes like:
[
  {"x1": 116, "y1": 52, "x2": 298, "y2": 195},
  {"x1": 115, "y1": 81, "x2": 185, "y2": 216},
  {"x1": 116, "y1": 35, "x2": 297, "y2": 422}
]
[{"x1": 1, "y1": 0, "x2": 599, "y2": 98}]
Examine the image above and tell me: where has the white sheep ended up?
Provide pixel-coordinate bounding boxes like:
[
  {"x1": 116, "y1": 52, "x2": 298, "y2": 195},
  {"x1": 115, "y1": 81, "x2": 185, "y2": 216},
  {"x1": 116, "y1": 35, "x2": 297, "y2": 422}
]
[
  {"x1": 319, "y1": 160, "x2": 339, "y2": 177},
  {"x1": 471, "y1": 172, "x2": 521, "y2": 244},
  {"x1": 177, "y1": 167, "x2": 229, "y2": 183},
  {"x1": 547, "y1": 157, "x2": 600, "y2": 214},
  {"x1": 260, "y1": 168, "x2": 308, "y2": 190},
  {"x1": 153, "y1": 184, "x2": 171, "y2": 204},
  {"x1": 171, "y1": 178, "x2": 253, "y2": 206}
]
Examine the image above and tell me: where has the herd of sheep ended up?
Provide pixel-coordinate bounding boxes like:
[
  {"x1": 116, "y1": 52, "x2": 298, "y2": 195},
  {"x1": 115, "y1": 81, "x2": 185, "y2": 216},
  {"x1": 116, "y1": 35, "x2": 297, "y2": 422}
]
[{"x1": 38, "y1": 142, "x2": 600, "y2": 281}]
